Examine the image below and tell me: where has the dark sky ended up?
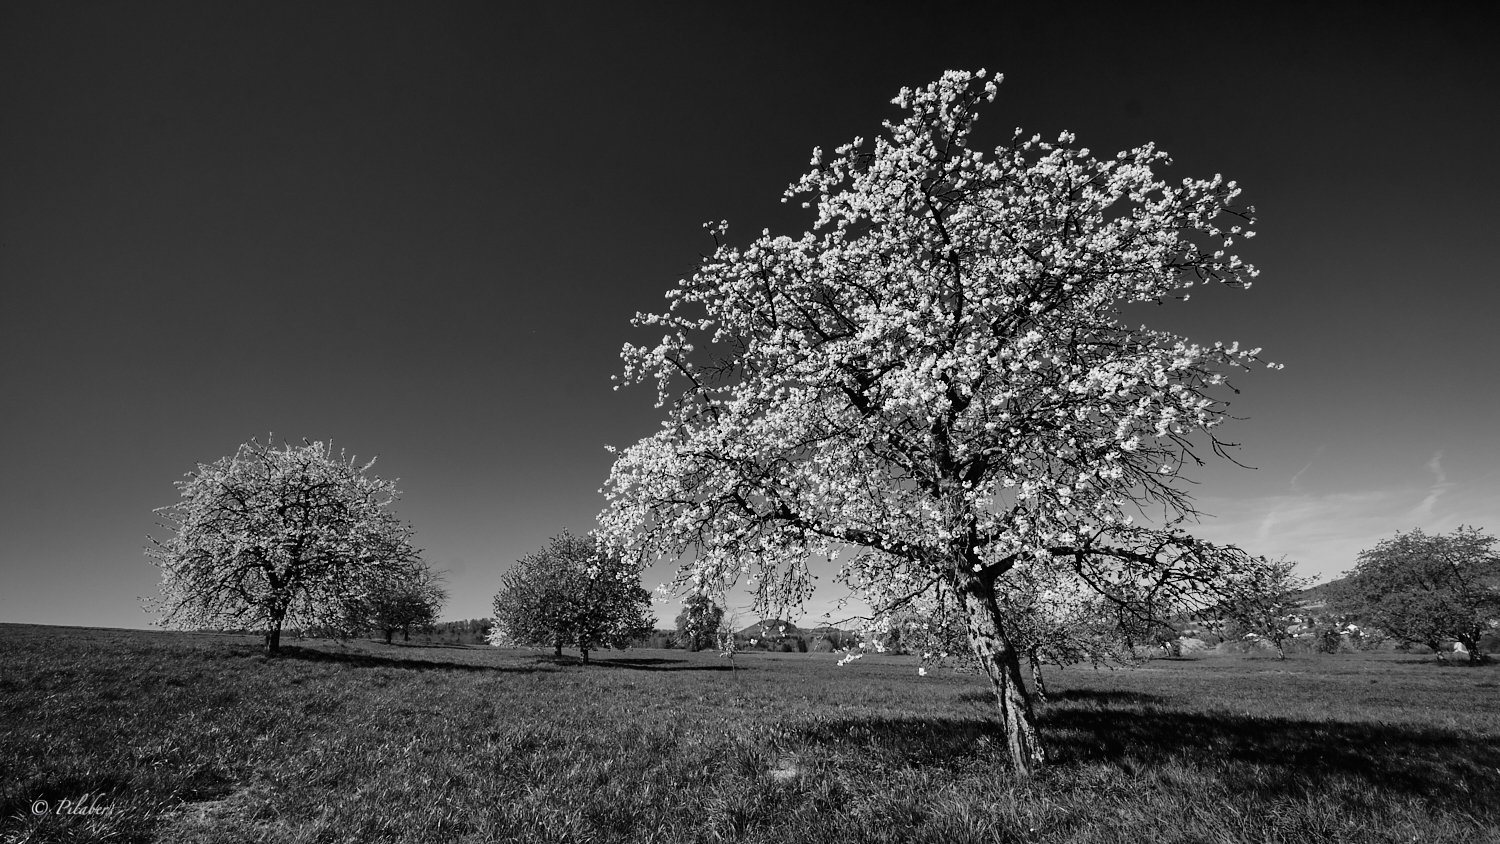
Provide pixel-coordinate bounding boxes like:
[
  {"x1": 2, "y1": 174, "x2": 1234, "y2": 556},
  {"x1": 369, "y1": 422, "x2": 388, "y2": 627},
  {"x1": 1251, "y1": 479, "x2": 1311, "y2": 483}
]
[{"x1": 3, "y1": 2, "x2": 1496, "y2": 629}]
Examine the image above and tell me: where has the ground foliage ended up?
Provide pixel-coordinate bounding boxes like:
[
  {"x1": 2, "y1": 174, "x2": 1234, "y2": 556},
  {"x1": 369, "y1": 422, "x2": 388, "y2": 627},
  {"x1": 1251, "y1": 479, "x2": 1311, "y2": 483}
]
[{"x1": 2, "y1": 624, "x2": 1496, "y2": 843}]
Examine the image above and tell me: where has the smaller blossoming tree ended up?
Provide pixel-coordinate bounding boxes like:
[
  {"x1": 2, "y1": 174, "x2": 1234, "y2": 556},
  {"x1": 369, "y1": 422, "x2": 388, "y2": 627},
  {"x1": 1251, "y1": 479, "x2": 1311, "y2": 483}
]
[
  {"x1": 674, "y1": 593, "x2": 726, "y2": 652},
  {"x1": 1335, "y1": 527, "x2": 1500, "y2": 664},
  {"x1": 356, "y1": 562, "x2": 448, "y2": 644},
  {"x1": 489, "y1": 531, "x2": 655, "y2": 664},
  {"x1": 1205, "y1": 557, "x2": 1307, "y2": 659},
  {"x1": 146, "y1": 438, "x2": 423, "y2": 655}
]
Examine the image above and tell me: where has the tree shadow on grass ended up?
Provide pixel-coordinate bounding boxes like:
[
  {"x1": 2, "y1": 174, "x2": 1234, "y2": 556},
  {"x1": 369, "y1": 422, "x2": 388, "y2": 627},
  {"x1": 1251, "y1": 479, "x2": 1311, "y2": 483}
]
[
  {"x1": 954, "y1": 688, "x2": 1167, "y2": 707},
  {"x1": 798, "y1": 708, "x2": 1500, "y2": 819},
  {"x1": 376, "y1": 641, "x2": 484, "y2": 651},
  {"x1": 588, "y1": 656, "x2": 737, "y2": 672},
  {"x1": 1050, "y1": 707, "x2": 1500, "y2": 817},
  {"x1": 276, "y1": 646, "x2": 547, "y2": 674},
  {"x1": 799, "y1": 716, "x2": 1002, "y2": 771}
]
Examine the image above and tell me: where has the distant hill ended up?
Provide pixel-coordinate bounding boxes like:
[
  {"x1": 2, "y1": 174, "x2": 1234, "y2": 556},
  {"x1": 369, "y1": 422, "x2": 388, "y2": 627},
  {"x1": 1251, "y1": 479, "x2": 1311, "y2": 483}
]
[
  {"x1": 738, "y1": 619, "x2": 802, "y2": 638},
  {"x1": 1294, "y1": 577, "x2": 1351, "y2": 610}
]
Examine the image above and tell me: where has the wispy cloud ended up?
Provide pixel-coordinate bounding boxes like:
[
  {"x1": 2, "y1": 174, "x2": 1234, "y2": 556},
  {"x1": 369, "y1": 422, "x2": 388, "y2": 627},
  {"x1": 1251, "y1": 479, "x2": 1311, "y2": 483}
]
[
  {"x1": 1411, "y1": 450, "x2": 1452, "y2": 519},
  {"x1": 1287, "y1": 444, "x2": 1324, "y2": 494},
  {"x1": 1194, "y1": 469, "x2": 1500, "y2": 582}
]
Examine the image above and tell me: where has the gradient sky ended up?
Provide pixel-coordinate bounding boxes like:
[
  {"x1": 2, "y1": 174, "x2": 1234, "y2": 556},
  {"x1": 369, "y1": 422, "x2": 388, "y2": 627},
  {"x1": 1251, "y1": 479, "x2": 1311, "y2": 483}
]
[{"x1": 3, "y1": 2, "x2": 1496, "y2": 631}]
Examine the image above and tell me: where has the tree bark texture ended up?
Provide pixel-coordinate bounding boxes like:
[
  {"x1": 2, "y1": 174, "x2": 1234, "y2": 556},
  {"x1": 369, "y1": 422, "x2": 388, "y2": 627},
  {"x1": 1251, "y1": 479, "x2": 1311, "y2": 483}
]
[
  {"x1": 963, "y1": 584, "x2": 1044, "y2": 778},
  {"x1": 1026, "y1": 646, "x2": 1048, "y2": 705},
  {"x1": 265, "y1": 623, "x2": 282, "y2": 656}
]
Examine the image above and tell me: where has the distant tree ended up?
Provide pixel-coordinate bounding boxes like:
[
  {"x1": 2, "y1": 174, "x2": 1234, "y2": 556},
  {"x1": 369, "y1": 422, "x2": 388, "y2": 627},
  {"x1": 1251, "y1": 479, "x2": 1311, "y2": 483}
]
[
  {"x1": 674, "y1": 593, "x2": 725, "y2": 652},
  {"x1": 145, "y1": 439, "x2": 422, "y2": 656},
  {"x1": 598, "y1": 70, "x2": 1274, "y2": 777},
  {"x1": 357, "y1": 563, "x2": 447, "y2": 644},
  {"x1": 1206, "y1": 557, "x2": 1308, "y2": 659},
  {"x1": 489, "y1": 531, "x2": 655, "y2": 664},
  {"x1": 1335, "y1": 527, "x2": 1500, "y2": 664}
]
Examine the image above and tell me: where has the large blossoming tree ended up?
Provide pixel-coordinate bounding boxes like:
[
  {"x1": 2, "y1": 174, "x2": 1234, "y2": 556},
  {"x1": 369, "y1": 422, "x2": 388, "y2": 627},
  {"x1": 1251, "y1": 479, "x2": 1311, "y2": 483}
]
[
  {"x1": 146, "y1": 439, "x2": 425, "y2": 656},
  {"x1": 598, "y1": 70, "x2": 1277, "y2": 776}
]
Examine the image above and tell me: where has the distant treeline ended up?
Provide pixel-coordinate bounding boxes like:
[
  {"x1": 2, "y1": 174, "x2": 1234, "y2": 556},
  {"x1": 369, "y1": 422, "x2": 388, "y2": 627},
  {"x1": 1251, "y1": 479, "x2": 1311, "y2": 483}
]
[
  {"x1": 405, "y1": 619, "x2": 493, "y2": 645},
  {"x1": 201, "y1": 618, "x2": 871, "y2": 653}
]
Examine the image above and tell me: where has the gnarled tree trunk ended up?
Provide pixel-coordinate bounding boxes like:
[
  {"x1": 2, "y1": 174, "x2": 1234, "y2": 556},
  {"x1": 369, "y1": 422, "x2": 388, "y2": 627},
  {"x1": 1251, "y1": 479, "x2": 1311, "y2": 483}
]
[{"x1": 963, "y1": 584, "x2": 1044, "y2": 778}]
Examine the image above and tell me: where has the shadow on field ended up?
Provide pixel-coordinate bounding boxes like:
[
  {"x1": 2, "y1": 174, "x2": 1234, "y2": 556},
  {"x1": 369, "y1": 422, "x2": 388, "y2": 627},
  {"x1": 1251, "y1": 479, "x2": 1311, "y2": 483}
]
[
  {"x1": 589, "y1": 657, "x2": 737, "y2": 672},
  {"x1": 799, "y1": 717, "x2": 1001, "y2": 769},
  {"x1": 1043, "y1": 707, "x2": 1500, "y2": 813},
  {"x1": 798, "y1": 708, "x2": 1500, "y2": 815},
  {"x1": 277, "y1": 646, "x2": 545, "y2": 674},
  {"x1": 956, "y1": 688, "x2": 1167, "y2": 708},
  {"x1": 376, "y1": 641, "x2": 481, "y2": 651}
]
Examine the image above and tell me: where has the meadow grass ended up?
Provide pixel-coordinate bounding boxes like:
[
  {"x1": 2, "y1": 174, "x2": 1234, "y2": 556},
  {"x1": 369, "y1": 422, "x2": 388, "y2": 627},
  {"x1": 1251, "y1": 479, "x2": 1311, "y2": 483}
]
[{"x1": 2, "y1": 623, "x2": 1496, "y2": 843}]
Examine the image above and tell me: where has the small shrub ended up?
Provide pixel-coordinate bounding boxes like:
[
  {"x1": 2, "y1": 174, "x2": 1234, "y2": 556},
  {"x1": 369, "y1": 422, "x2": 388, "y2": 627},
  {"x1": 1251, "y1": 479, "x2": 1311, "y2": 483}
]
[
  {"x1": 1479, "y1": 631, "x2": 1500, "y2": 654},
  {"x1": 1315, "y1": 628, "x2": 1343, "y2": 654}
]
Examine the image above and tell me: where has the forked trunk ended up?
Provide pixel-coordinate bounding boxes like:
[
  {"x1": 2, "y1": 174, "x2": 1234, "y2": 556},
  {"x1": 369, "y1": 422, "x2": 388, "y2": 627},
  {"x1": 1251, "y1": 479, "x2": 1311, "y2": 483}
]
[
  {"x1": 1026, "y1": 645, "x2": 1048, "y2": 704},
  {"x1": 963, "y1": 585, "x2": 1044, "y2": 778}
]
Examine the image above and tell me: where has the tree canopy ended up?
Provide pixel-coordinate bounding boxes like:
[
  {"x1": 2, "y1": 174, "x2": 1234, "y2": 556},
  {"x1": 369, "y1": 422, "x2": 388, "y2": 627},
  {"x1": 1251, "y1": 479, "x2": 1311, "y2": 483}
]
[
  {"x1": 355, "y1": 562, "x2": 447, "y2": 644},
  {"x1": 1336, "y1": 526, "x2": 1499, "y2": 664},
  {"x1": 146, "y1": 438, "x2": 422, "y2": 655},
  {"x1": 489, "y1": 531, "x2": 655, "y2": 664},
  {"x1": 1206, "y1": 557, "x2": 1307, "y2": 659},
  {"x1": 599, "y1": 70, "x2": 1276, "y2": 776}
]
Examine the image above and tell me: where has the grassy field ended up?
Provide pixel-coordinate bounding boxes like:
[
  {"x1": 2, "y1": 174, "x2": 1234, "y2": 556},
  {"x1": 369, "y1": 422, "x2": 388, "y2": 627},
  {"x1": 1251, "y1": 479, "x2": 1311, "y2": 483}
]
[{"x1": 2, "y1": 624, "x2": 1496, "y2": 843}]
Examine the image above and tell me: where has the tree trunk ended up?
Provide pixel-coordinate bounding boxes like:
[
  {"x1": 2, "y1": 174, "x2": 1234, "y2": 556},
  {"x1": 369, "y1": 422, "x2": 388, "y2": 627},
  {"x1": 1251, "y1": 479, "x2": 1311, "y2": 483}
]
[
  {"x1": 554, "y1": 640, "x2": 563, "y2": 659},
  {"x1": 1026, "y1": 646, "x2": 1048, "y2": 704},
  {"x1": 265, "y1": 622, "x2": 283, "y2": 656},
  {"x1": 1459, "y1": 636, "x2": 1481, "y2": 665},
  {"x1": 581, "y1": 647, "x2": 590, "y2": 665},
  {"x1": 402, "y1": 624, "x2": 410, "y2": 642},
  {"x1": 384, "y1": 628, "x2": 394, "y2": 644},
  {"x1": 963, "y1": 585, "x2": 1044, "y2": 778}
]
